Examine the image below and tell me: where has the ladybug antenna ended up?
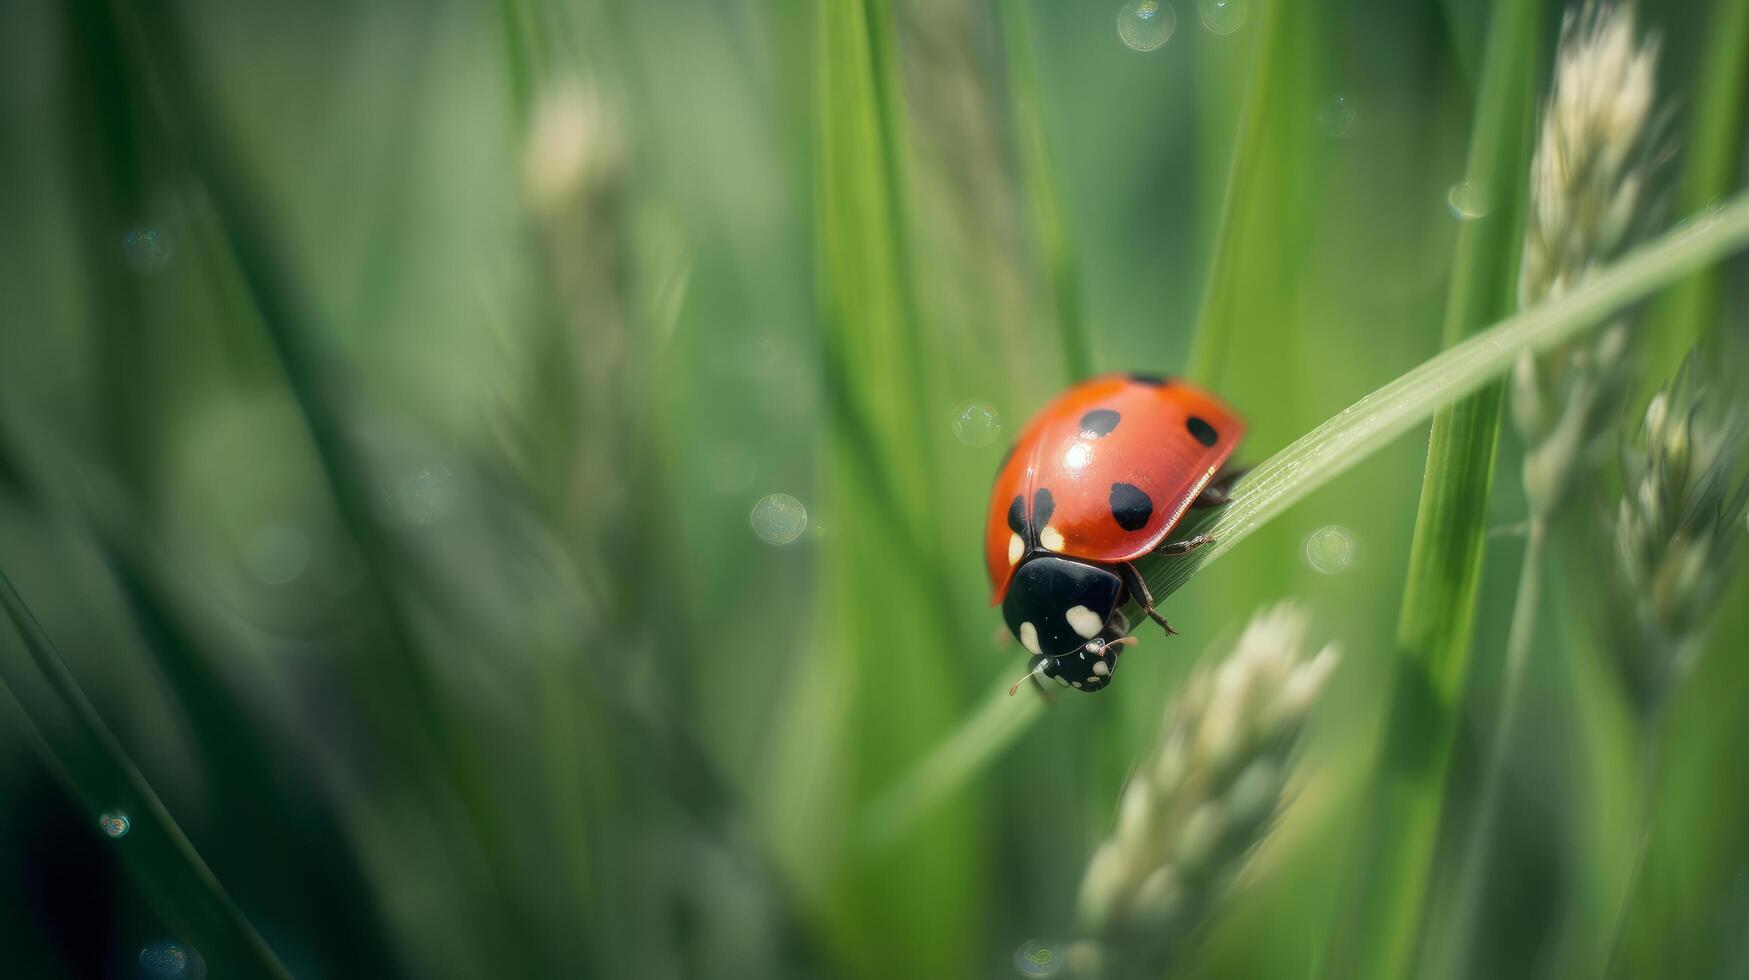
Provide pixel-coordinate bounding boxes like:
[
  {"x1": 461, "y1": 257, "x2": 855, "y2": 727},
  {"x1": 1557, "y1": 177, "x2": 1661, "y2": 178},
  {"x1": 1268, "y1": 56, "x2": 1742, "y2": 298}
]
[{"x1": 1008, "y1": 661, "x2": 1047, "y2": 697}]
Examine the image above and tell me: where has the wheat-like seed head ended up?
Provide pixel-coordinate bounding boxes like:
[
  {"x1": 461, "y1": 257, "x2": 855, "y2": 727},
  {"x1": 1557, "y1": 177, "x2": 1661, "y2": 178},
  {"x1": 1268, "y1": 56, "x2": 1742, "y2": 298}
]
[
  {"x1": 1072, "y1": 605, "x2": 1337, "y2": 976},
  {"x1": 1611, "y1": 357, "x2": 1748, "y2": 708},
  {"x1": 1512, "y1": 2, "x2": 1661, "y2": 518}
]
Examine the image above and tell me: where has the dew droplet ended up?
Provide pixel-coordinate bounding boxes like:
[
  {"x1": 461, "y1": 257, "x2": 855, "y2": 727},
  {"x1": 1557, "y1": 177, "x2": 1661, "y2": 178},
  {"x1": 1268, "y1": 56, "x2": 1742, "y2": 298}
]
[
  {"x1": 1303, "y1": 524, "x2": 1357, "y2": 574},
  {"x1": 1199, "y1": 0, "x2": 1246, "y2": 34},
  {"x1": 138, "y1": 940, "x2": 204, "y2": 979},
  {"x1": 951, "y1": 400, "x2": 1002, "y2": 447},
  {"x1": 1014, "y1": 938, "x2": 1065, "y2": 976},
  {"x1": 1117, "y1": 0, "x2": 1176, "y2": 51},
  {"x1": 122, "y1": 226, "x2": 174, "y2": 273},
  {"x1": 98, "y1": 812, "x2": 130, "y2": 838},
  {"x1": 750, "y1": 493, "x2": 808, "y2": 545},
  {"x1": 382, "y1": 463, "x2": 459, "y2": 525},
  {"x1": 1447, "y1": 179, "x2": 1489, "y2": 219},
  {"x1": 1317, "y1": 95, "x2": 1357, "y2": 138}
]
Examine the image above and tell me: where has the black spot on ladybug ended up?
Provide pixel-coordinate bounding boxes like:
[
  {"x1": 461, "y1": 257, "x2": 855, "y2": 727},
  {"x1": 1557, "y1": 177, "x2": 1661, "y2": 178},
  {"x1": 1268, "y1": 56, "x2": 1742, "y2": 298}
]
[
  {"x1": 1079, "y1": 409, "x2": 1121, "y2": 438},
  {"x1": 1032, "y1": 487, "x2": 1055, "y2": 529},
  {"x1": 1129, "y1": 373, "x2": 1174, "y2": 387},
  {"x1": 1110, "y1": 482, "x2": 1154, "y2": 531},
  {"x1": 1007, "y1": 495, "x2": 1026, "y2": 535},
  {"x1": 1186, "y1": 416, "x2": 1218, "y2": 447}
]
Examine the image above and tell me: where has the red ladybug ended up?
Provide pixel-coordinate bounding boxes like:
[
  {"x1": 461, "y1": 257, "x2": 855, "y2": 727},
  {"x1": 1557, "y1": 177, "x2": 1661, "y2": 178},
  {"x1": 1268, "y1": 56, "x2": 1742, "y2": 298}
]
[{"x1": 985, "y1": 373, "x2": 1245, "y2": 693}]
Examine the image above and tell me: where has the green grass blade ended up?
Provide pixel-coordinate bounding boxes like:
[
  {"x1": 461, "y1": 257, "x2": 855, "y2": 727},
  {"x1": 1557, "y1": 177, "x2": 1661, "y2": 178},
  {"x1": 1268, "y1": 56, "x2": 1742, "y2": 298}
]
[
  {"x1": 0, "y1": 570, "x2": 291, "y2": 978},
  {"x1": 999, "y1": 0, "x2": 1090, "y2": 381},
  {"x1": 1138, "y1": 193, "x2": 1749, "y2": 598},
  {"x1": 1184, "y1": 0, "x2": 1285, "y2": 386},
  {"x1": 868, "y1": 191, "x2": 1749, "y2": 843},
  {"x1": 98, "y1": 541, "x2": 410, "y2": 979},
  {"x1": 1639, "y1": 0, "x2": 1749, "y2": 384},
  {"x1": 763, "y1": 1, "x2": 978, "y2": 975},
  {"x1": 1325, "y1": 3, "x2": 1541, "y2": 977},
  {"x1": 101, "y1": 5, "x2": 551, "y2": 970}
]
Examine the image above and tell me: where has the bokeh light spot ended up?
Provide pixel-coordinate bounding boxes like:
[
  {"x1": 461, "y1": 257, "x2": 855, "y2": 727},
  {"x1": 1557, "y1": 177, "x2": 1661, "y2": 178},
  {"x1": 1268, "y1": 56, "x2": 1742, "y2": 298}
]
[
  {"x1": 1303, "y1": 524, "x2": 1357, "y2": 574},
  {"x1": 1199, "y1": 0, "x2": 1246, "y2": 34},
  {"x1": 750, "y1": 493, "x2": 808, "y2": 545},
  {"x1": 952, "y1": 400, "x2": 1002, "y2": 447},
  {"x1": 1014, "y1": 938, "x2": 1065, "y2": 976},
  {"x1": 1117, "y1": 0, "x2": 1176, "y2": 51}
]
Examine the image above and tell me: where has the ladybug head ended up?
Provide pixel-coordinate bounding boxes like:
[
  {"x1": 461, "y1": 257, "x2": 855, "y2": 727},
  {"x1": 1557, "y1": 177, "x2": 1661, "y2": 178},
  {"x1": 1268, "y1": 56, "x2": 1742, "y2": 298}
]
[
  {"x1": 1003, "y1": 554, "x2": 1128, "y2": 659},
  {"x1": 1025, "y1": 621, "x2": 1133, "y2": 693}
]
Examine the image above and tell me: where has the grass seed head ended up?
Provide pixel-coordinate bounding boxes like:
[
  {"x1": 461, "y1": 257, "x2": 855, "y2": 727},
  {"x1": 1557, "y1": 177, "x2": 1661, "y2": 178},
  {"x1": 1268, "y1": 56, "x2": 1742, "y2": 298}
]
[
  {"x1": 1512, "y1": 2, "x2": 1661, "y2": 518},
  {"x1": 1074, "y1": 604, "x2": 1337, "y2": 976},
  {"x1": 1611, "y1": 355, "x2": 1748, "y2": 706}
]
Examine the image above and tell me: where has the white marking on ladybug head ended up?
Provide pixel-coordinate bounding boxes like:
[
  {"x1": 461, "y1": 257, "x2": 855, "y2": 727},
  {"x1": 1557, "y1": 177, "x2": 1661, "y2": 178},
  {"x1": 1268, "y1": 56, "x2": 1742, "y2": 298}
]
[
  {"x1": 1007, "y1": 532, "x2": 1024, "y2": 565},
  {"x1": 1019, "y1": 622, "x2": 1042, "y2": 656},
  {"x1": 1072, "y1": 680, "x2": 1083, "y2": 688},
  {"x1": 1053, "y1": 673, "x2": 1070, "y2": 688},
  {"x1": 1092, "y1": 659, "x2": 1110, "y2": 677},
  {"x1": 1040, "y1": 526, "x2": 1066, "y2": 552},
  {"x1": 1065, "y1": 604, "x2": 1102, "y2": 639}
]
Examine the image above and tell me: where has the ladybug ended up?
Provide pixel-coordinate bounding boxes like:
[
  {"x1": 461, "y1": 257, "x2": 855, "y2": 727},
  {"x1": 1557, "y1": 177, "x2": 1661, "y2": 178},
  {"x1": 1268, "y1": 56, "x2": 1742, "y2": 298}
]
[{"x1": 985, "y1": 373, "x2": 1245, "y2": 694}]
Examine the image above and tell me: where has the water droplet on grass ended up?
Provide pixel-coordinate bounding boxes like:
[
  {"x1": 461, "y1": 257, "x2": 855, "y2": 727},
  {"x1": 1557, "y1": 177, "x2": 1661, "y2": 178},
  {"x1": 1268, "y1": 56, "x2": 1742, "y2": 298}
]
[
  {"x1": 952, "y1": 400, "x2": 1002, "y2": 446},
  {"x1": 383, "y1": 463, "x2": 459, "y2": 525},
  {"x1": 1014, "y1": 938, "x2": 1065, "y2": 976},
  {"x1": 1117, "y1": 0, "x2": 1176, "y2": 51},
  {"x1": 750, "y1": 493, "x2": 808, "y2": 545},
  {"x1": 1447, "y1": 179, "x2": 1489, "y2": 219},
  {"x1": 123, "y1": 226, "x2": 174, "y2": 273},
  {"x1": 138, "y1": 940, "x2": 203, "y2": 978},
  {"x1": 98, "y1": 812, "x2": 130, "y2": 838},
  {"x1": 1317, "y1": 95, "x2": 1357, "y2": 138},
  {"x1": 1199, "y1": 0, "x2": 1246, "y2": 34},
  {"x1": 1303, "y1": 524, "x2": 1357, "y2": 574}
]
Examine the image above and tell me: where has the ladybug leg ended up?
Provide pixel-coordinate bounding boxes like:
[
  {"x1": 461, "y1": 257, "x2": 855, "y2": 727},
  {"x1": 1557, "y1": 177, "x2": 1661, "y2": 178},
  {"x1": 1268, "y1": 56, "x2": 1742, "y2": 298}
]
[
  {"x1": 1157, "y1": 533, "x2": 1215, "y2": 557},
  {"x1": 1191, "y1": 466, "x2": 1249, "y2": 508},
  {"x1": 1119, "y1": 561, "x2": 1177, "y2": 637}
]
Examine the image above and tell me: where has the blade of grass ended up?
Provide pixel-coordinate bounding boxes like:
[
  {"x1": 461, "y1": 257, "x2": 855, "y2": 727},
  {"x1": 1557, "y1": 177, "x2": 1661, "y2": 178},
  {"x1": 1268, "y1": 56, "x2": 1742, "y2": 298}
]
[
  {"x1": 98, "y1": 539, "x2": 410, "y2": 979},
  {"x1": 763, "y1": 2, "x2": 979, "y2": 975},
  {"x1": 1184, "y1": 0, "x2": 1285, "y2": 387},
  {"x1": 1638, "y1": 0, "x2": 1749, "y2": 385},
  {"x1": 1137, "y1": 196, "x2": 1749, "y2": 598},
  {"x1": 998, "y1": 0, "x2": 1090, "y2": 381},
  {"x1": 104, "y1": 3, "x2": 545, "y2": 971},
  {"x1": 1324, "y1": 4, "x2": 1541, "y2": 978},
  {"x1": 0, "y1": 569, "x2": 290, "y2": 978},
  {"x1": 864, "y1": 191, "x2": 1749, "y2": 844}
]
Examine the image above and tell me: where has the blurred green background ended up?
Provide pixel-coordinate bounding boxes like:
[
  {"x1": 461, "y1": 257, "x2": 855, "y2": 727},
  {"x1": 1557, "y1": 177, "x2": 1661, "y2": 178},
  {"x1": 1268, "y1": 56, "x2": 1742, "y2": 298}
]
[{"x1": 1, "y1": 0, "x2": 1745, "y2": 977}]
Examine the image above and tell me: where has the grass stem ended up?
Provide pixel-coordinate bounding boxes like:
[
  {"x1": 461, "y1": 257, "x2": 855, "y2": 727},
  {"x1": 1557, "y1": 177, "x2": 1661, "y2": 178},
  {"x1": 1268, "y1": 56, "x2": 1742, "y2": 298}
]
[
  {"x1": 0, "y1": 569, "x2": 290, "y2": 978},
  {"x1": 1429, "y1": 517, "x2": 1544, "y2": 980},
  {"x1": 999, "y1": 0, "x2": 1091, "y2": 381},
  {"x1": 1600, "y1": 702, "x2": 1671, "y2": 977}
]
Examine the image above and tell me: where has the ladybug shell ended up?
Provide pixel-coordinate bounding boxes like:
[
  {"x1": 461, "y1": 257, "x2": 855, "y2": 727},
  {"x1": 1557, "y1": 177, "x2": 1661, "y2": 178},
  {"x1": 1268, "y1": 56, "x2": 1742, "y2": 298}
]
[{"x1": 984, "y1": 374, "x2": 1245, "y2": 603}]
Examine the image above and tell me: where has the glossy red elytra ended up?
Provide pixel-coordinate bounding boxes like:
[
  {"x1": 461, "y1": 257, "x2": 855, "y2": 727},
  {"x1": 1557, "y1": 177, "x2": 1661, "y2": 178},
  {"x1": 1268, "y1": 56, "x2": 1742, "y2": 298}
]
[{"x1": 985, "y1": 373, "x2": 1245, "y2": 694}]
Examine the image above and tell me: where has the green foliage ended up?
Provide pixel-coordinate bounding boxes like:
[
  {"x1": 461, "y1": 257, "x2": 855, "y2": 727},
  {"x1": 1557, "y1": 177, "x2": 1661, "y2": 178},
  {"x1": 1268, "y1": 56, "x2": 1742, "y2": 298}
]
[
  {"x1": 0, "y1": 570, "x2": 290, "y2": 978},
  {"x1": 765, "y1": 2, "x2": 980, "y2": 976},
  {"x1": 1328, "y1": 4, "x2": 1540, "y2": 976},
  {"x1": 4, "y1": 2, "x2": 1749, "y2": 978}
]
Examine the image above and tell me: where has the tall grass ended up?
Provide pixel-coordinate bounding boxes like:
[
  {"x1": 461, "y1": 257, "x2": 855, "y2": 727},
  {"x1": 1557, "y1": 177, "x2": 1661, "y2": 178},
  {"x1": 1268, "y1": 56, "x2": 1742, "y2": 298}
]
[
  {"x1": 0, "y1": 570, "x2": 289, "y2": 978},
  {"x1": 1328, "y1": 3, "x2": 1540, "y2": 976},
  {"x1": 5, "y1": 2, "x2": 1749, "y2": 977}
]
